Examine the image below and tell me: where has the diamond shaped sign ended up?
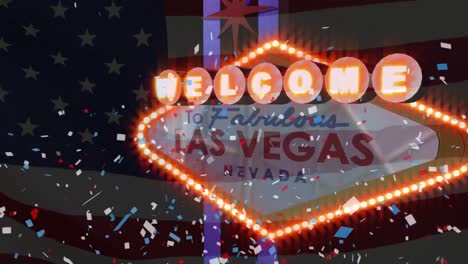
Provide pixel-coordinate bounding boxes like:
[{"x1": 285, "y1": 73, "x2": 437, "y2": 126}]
[{"x1": 135, "y1": 41, "x2": 468, "y2": 240}]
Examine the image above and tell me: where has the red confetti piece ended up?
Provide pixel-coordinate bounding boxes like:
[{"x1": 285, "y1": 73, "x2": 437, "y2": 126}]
[
  {"x1": 289, "y1": 116, "x2": 295, "y2": 121},
  {"x1": 403, "y1": 155, "x2": 411, "y2": 160},
  {"x1": 419, "y1": 169, "x2": 427, "y2": 175},
  {"x1": 281, "y1": 185, "x2": 288, "y2": 192},
  {"x1": 362, "y1": 120, "x2": 366, "y2": 124},
  {"x1": 30, "y1": 208, "x2": 39, "y2": 220}
]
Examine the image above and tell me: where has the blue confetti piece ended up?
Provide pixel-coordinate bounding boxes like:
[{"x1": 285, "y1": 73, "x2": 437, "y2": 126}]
[
  {"x1": 14, "y1": 253, "x2": 19, "y2": 259},
  {"x1": 327, "y1": 46, "x2": 334, "y2": 51},
  {"x1": 168, "y1": 205, "x2": 174, "y2": 211},
  {"x1": 177, "y1": 215, "x2": 183, "y2": 220},
  {"x1": 437, "y1": 63, "x2": 448, "y2": 71},
  {"x1": 25, "y1": 219, "x2": 33, "y2": 228},
  {"x1": 95, "y1": 250, "x2": 101, "y2": 255},
  {"x1": 186, "y1": 80, "x2": 192, "y2": 85},
  {"x1": 220, "y1": 108, "x2": 228, "y2": 116},
  {"x1": 169, "y1": 232, "x2": 181, "y2": 243},
  {"x1": 313, "y1": 115, "x2": 323, "y2": 124},
  {"x1": 100, "y1": 170, "x2": 106, "y2": 176},
  {"x1": 36, "y1": 229, "x2": 45, "y2": 238},
  {"x1": 110, "y1": 214, "x2": 116, "y2": 222},
  {"x1": 334, "y1": 226, "x2": 353, "y2": 239},
  {"x1": 130, "y1": 207, "x2": 138, "y2": 214},
  {"x1": 390, "y1": 204, "x2": 400, "y2": 215},
  {"x1": 32, "y1": 148, "x2": 40, "y2": 152},
  {"x1": 316, "y1": 95, "x2": 322, "y2": 102},
  {"x1": 339, "y1": 239, "x2": 344, "y2": 244},
  {"x1": 144, "y1": 237, "x2": 150, "y2": 244},
  {"x1": 113, "y1": 213, "x2": 131, "y2": 231},
  {"x1": 232, "y1": 247, "x2": 239, "y2": 253},
  {"x1": 186, "y1": 235, "x2": 193, "y2": 240},
  {"x1": 139, "y1": 138, "x2": 146, "y2": 145},
  {"x1": 269, "y1": 246, "x2": 277, "y2": 255},
  {"x1": 171, "y1": 198, "x2": 176, "y2": 204},
  {"x1": 429, "y1": 76, "x2": 435, "y2": 80}
]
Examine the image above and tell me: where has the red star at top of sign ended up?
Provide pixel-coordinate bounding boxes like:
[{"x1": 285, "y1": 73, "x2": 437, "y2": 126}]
[{"x1": 203, "y1": 0, "x2": 275, "y2": 52}]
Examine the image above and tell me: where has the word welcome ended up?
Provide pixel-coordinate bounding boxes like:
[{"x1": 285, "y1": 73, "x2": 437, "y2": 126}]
[{"x1": 155, "y1": 54, "x2": 422, "y2": 105}]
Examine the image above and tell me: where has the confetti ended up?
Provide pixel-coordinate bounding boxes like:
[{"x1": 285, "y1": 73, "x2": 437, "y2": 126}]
[
  {"x1": 308, "y1": 106, "x2": 318, "y2": 115},
  {"x1": 437, "y1": 63, "x2": 448, "y2": 71},
  {"x1": 440, "y1": 42, "x2": 452, "y2": 49},
  {"x1": 194, "y1": 44, "x2": 200, "y2": 54},
  {"x1": 63, "y1": 257, "x2": 74, "y2": 264},
  {"x1": 116, "y1": 133, "x2": 126, "y2": 141},
  {"x1": 334, "y1": 226, "x2": 353, "y2": 239},
  {"x1": 405, "y1": 214, "x2": 417, "y2": 226},
  {"x1": 389, "y1": 204, "x2": 400, "y2": 215},
  {"x1": 2, "y1": 227, "x2": 11, "y2": 234},
  {"x1": 253, "y1": 245, "x2": 262, "y2": 255},
  {"x1": 37, "y1": 229, "x2": 45, "y2": 237},
  {"x1": 343, "y1": 196, "x2": 360, "y2": 215}
]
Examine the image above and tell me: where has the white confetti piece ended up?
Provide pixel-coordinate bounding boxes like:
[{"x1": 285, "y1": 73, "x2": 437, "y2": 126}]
[
  {"x1": 194, "y1": 44, "x2": 200, "y2": 54},
  {"x1": 63, "y1": 256, "x2": 74, "y2": 264},
  {"x1": 209, "y1": 258, "x2": 220, "y2": 264},
  {"x1": 167, "y1": 240, "x2": 174, "y2": 247},
  {"x1": 440, "y1": 42, "x2": 452, "y2": 49},
  {"x1": 86, "y1": 210, "x2": 92, "y2": 221},
  {"x1": 116, "y1": 133, "x2": 126, "y2": 141},
  {"x1": 343, "y1": 196, "x2": 360, "y2": 215},
  {"x1": 253, "y1": 245, "x2": 262, "y2": 255},
  {"x1": 308, "y1": 106, "x2": 317, "y2": 115},
  {"x1": 104, "y1": 208, "x2": 112, "y2": 215},
  {"x1": 207, "y1": 156, "x2": 214, "y2": 164},
  {"x1": 2, "y1": 227, "x2": 11, "y2": 234},
  {"x1": 76, "y1": 169, "x2": 82, "y2": 176},
  {"x1": 0, "y1": 206, "x2": 5, "y2": 218},
  {"x1": 405, "y1": 214, "x2": 416, "y2": 226},
  {"x1": 124, "y1": 242, "x2": 130, "y2": 249},
  {"x1": 5, "y1": 152, "x2": 13, "y2": 157},
  {"x1": 143, "y1": 220, "x2": 157, "y2": 236}
]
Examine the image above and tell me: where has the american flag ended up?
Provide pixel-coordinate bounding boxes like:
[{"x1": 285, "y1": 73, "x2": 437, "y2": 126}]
[{"x1": 0, "y1": 0, "x2": 467, "y2": 263}]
